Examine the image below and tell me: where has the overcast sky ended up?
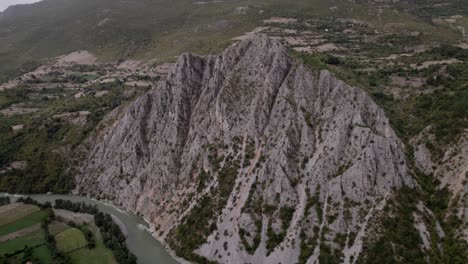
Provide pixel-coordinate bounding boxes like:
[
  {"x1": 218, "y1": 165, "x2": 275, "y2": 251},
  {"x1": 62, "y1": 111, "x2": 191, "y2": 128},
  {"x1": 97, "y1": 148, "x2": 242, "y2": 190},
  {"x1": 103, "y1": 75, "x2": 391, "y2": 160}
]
[{"x1": 0, "y1": 0, "x2": 42, "y2": 12}]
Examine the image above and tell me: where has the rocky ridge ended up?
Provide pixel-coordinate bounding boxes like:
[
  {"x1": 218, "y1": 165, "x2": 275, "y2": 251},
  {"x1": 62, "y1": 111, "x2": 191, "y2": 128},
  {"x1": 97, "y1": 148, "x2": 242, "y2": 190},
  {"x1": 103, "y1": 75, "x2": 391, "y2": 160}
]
[
  {"x1": 413, "y1": 129, "x2": 468, "y2": 242},
  {"x1": 75, "y1": 35, "x2": 414, "y2": 263}
]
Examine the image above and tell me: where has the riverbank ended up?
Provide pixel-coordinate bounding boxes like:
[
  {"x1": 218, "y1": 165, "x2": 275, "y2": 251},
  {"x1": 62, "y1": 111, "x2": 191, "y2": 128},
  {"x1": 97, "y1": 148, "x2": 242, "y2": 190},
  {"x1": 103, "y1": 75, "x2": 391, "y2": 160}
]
[{"x1": 0, "y1": 193, "x2": 178, "y2": 264}]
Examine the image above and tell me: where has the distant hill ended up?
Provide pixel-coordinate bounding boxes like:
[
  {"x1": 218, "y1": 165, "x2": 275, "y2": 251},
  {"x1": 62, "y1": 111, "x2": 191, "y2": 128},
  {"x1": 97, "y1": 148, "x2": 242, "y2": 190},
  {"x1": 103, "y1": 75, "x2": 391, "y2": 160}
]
[{"x1": 1, "y1": 0, "x2": 467, "y2": 82}]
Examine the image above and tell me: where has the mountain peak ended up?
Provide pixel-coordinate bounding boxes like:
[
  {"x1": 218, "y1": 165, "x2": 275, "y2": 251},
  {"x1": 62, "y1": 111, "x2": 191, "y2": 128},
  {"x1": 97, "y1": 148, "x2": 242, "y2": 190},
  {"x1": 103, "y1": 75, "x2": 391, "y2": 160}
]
[{"x1": 76, "y1": 36, "x2": 412, "y2": 263}]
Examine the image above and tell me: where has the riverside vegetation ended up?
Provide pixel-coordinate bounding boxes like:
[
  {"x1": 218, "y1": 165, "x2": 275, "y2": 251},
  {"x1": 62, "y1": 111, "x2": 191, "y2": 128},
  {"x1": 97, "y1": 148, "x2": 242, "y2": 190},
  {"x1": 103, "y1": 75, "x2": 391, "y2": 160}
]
[{"x1": 0, "y1": 196, "x2": 135, "y2": 264}]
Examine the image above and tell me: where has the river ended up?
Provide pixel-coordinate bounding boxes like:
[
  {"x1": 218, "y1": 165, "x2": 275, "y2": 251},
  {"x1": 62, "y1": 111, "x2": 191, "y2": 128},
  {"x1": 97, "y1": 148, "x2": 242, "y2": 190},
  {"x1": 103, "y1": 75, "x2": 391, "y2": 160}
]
[{"x1": 1, "y1": 193, "x2": 178, "y2": 264}]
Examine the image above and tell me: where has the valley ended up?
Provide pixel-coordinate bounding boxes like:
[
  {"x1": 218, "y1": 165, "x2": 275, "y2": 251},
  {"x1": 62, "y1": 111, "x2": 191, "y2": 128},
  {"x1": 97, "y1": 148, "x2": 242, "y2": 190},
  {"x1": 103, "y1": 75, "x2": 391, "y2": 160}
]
[{"x1": 0, "y1": 0, "x2": 467, "y2": 264}]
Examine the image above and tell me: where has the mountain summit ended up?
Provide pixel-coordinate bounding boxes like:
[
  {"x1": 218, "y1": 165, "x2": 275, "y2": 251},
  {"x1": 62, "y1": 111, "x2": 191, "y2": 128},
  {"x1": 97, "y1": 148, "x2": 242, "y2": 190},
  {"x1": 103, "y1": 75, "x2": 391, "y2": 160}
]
[{"x1": 76, "y1": 35, "x2": 415, "y2": 263}]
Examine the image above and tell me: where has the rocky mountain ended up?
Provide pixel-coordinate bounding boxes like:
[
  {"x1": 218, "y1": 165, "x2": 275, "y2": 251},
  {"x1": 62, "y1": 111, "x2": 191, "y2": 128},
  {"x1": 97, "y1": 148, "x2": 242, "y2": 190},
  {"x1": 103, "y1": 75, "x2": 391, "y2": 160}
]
[{"x1": 73, "y1": 35, "x2": 421, "y2": 263}]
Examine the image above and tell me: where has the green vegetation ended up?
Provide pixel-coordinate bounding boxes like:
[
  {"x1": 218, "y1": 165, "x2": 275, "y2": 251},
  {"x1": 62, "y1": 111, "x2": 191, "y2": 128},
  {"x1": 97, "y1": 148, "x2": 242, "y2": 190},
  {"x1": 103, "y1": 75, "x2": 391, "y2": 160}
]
[
  {"x1": 411, "y1": 162, "x2": 468, "y2": 263},
  {"x1": 239, "y1": 221, "x2": 261, "y2": 255},
  {"x1": 168, "y1": 157, "x2": 240, "y2": 263},
  {"x1": 0, "y1": 204, "x2": 40, "y2": 226},
  {"x1": 358, "y1": 187, "x2": 427, "y2": 264},
  {"x1": 239, "y1": 181, "x2": 262, "y2": 255},
  {"x1": 32, "y1": 244, "x2": 54, "y2": 264},
  {"x1": 318, "y1": 243, "x2": 341, "y2": 264},
  {"x1": 53, "y1": 199, "x2": 136, "y2": 264},
  {"x1": 0, "y1": 203, "x2": 56, "y2": 264},
  {"x1": 334, "y1": 162, "x2": 352, "y2": 178},
  {"x1": 0, "y1": 82, "x2": 132, "y2": 194},
  {"x1": 0, "y1": 88, "x2": 29, "y2": 109},
  {"x1": 0, "y1": 197, "x2": 128, "y2": 264},
  {"x1": 299, "y1": 45, "x2": 468, "y2": 158},
  {"x1": 0, "y1": 210, "x2": 47, "y2": 237},
  {"x1": 55, "y1": 228, "x2": 88, "y2": 253},
  {"x1": 0, "y1": 197, "x2": 10, "y2": 207},
  {"x1": 304, "y1": 186, "x2": 322, "y2": 221},
  {"x1": 68, "y1": 225, "x2": 116, "y2": 264},
  {"x1": 298, "y1": 229, "x2": 317, "y2": 264},
  {"x1": 265, "y1": 222, "x2": 285, "y2": 255},
  {"x1": 356, "y1": 137, "x2": 467, "y2": 264},
  {"x1": 264, "y1": 206, "x2": 295, "y2": 255},
  {"x1": 0, "y1": 229, "x2": 46, "y2": 255},
  {"x1": 357, "y1": 184, "x2": 467, "y2": 264},
  {"x1": 279, "y1": 206, "x2": 295, "y2": 230}
]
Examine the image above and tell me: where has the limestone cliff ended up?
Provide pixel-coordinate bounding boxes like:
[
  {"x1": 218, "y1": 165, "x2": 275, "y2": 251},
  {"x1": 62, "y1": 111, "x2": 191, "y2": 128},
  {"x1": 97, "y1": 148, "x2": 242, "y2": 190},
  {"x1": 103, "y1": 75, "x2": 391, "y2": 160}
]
[{"x1": 75, "y1": 36, "x2": 414, "y2": 263}]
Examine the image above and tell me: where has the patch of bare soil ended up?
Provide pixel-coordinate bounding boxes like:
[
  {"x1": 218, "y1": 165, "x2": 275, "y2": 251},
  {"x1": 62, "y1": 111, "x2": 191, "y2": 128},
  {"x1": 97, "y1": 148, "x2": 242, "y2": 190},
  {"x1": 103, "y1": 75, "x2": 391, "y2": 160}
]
[
  {"x1": 0, "y1": 103, "x2": 40, "y2": 116},
  {"x1": 155, "y1": 63, "x2": 174, "y2": 75},
  {"x1": 193, "y1": 1, "x2": 223, "y2": 5},
  {"x1": 293, "y1": 46, "x2": 314, "y2": 53},
  {"x1": 263, "y1": 17, "x2": 297, "y2": 24},
  {"x1": 390, "y1": 76, "x2": 424, "y2": 88},
  {"x1": 124, "y1": 81, "x2": 152, "y2": 88},
  {"x1": 411, "y1": 59, "x2": 462, "y2": 70},
  {"x1": 380, "y1": 53, "x2": 413, "y2": 60},
  {"x1": 52, "y1": 111, "x2": 90, "y2": 126},
  {"x1": 457, "y1": 43, "x2": 468, "y2": 49},
  {"x1": 56, "y1": 51, "x2": 97, "y2": 66},
  {"x1": 313, "y1": 43, "x2": 343, "y2": 52},
  {"x1": 0, "y1": 80, "x2": 19, "y2": 91},
  {"x1": 95, "y1": 90, "x2": 110, "y2": 97},
  {"x1": 117, "y1": 60, "x2": 142, "y2": 71},
  {"x1": 53, "y1": 209, "x2": 94, "y2": 225},
  {"x1": 48, "y1": 220, "x2": 70, "y2": 235},
  {"x1": 0, "y1": 203, "x2": 22, "y2": 215},
  {"x1": 0, "y1": 223, "x2": 41, "y2": 243},
  {"x1": 233, "y1": 27, "x2": 269, "y2": 41},
  {"x1": 284, "y1": 36, "x2": 309, "y2": 46}
]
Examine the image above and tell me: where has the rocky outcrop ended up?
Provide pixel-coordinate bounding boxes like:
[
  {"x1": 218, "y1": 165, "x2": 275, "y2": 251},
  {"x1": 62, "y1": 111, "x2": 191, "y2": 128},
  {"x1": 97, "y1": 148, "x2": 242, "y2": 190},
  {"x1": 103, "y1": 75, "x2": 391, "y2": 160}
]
[
  {"x1": 413, "y1": 130, "x2": 468, "y2": 241},
  {"x1": 76, "y1": 35, "x2": 413, "y2": 263}
]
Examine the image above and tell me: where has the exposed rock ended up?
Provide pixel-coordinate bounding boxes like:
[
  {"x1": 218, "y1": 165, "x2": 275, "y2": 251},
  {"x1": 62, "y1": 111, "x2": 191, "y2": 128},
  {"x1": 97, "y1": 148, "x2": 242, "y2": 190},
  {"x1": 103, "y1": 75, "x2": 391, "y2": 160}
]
[
  {"x1": 412, "y1": 129, "x2": 468, "y2": 241},
  {"x1": 11, "y1": 124, "x2": 24, "y2": 132},
  {"x1": 410, "y1": 126, "x2": 436, "y2": 175},
  {"x1": 0, "y1": 161, "x2": 28, "y2": 175},
  {"x1": 76, "y1": 36, "x2": 412, "y2": 263},
  {"x1": 436, "y1": 133, "x2": 468, "y2": 241}
]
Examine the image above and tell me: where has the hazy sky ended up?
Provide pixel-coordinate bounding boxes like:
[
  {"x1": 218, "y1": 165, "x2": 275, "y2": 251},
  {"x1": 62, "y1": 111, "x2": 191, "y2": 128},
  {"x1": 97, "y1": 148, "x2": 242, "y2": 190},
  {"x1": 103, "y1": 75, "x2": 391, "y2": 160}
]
[{"x1": 0, "y1": 0, "x2": 42, "y2": 12}]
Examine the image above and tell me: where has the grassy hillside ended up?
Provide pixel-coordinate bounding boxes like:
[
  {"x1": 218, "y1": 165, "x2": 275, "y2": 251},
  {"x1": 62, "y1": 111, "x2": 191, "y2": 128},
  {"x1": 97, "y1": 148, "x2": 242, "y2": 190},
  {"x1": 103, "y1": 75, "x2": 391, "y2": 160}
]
[{"x1": 1, "y1": 0, "x2": 466, "y2": 82}]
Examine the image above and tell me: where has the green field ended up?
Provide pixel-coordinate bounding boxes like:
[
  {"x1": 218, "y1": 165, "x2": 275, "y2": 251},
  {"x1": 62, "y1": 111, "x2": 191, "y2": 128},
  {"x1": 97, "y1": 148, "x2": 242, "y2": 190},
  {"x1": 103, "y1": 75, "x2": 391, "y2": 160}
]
[
  {"x1": 0, "y1": 201, "x2": 119, "y2": 263},
  {"x1": 69, "y1": 225, "x2": 116, "y2": 264},
  {"x1": 32, "y1": 244, "x2": 54, "y2": 263},
  {"x1": 0, "y1": 204, "x2": 40, "y2": 226},
  {"x1": 0, "y1": 210, "x2": 47, "y2": 237},
  {"x1": 55, "y1": 228, "x2": 88, "y2": 253},
  {"x1": 0, "y1": 229, "x2": 45, "y2": 255}
]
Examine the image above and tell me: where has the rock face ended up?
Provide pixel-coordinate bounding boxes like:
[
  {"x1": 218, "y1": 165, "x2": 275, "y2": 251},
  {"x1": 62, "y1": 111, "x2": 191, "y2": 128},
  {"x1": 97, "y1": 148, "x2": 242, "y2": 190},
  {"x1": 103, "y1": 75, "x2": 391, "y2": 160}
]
[
  {"x1": 413, "y1": 130, "x2": 468, "y2": 241},
  {"x1": 76, "y1": 36, "x2": 412, "y2": 263}
]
